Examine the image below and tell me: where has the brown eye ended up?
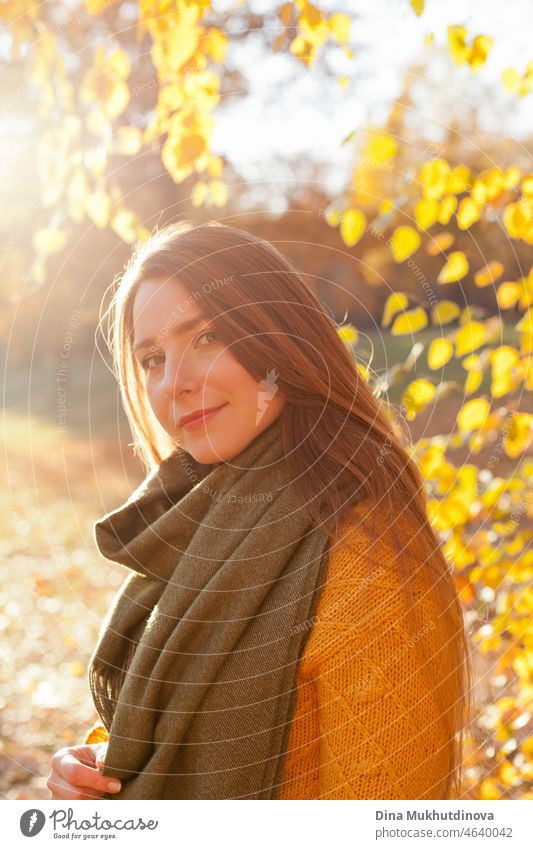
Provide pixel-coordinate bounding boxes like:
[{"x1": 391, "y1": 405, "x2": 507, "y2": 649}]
[
  {"x1": 196, "y1": 329, "x2": 218, "y2": 346},
  {"x1": 141, "y1": 354, "x2": 164, "y2": 370}
]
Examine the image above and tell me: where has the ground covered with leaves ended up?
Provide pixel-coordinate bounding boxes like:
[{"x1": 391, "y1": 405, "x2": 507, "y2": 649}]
[{"x1": 1, "y1": 413, "x2": 141, "y2": 799}]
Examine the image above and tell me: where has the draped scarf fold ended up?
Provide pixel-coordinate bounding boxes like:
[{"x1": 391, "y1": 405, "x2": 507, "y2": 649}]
[{"x1": 88, "y1": 416, "x2": 332, "y2": 799}]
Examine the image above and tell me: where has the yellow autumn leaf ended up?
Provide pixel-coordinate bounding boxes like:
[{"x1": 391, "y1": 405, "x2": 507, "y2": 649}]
[
  {"x1": 366, "y1": 131, "x2": 398, "y2": 164},
  {"x1": 522, "y1": 174, "x2": 533, "y2": 196},
  {"x1": 438, "y1": 194, "x2": 458, "y2": 224},
  {"x1": 203, "y1": 28, "x2": 228, "y2": 63},
  {"x1": 516, "y1": 308, "x2": 533, "y2": 334},
  {"x1": 328, "y1": 13, "x2": 351, "y2": 45},
  {"x1": 402, "y1": 378, "x2": 436, "y2": 420},
  {"x1": 431, "y1": 300, "x2": 461, "y2": 325},
  {"x1": 426, "y1": 232, "x2": 455, "y2": 256},
  {"x1": 523, "y1": 356, "x2": 533, "y2": 390},
  {"x1": 289, "y1": 35, "x2": 317, "y2": 66},
  {"x1": 79, "y1": 46, "x2": 131, "y2": 119},
  {"x1": 153, "y1": 7, "x2": 201, "y2": 74},
  {"x1": 502, "y1": 67, "x2": 521, "y2": 94},
  {"x1": 410, "y1": 0, "x2": 424, "y2": 16},
  {"x1": 108, "y1": 47, "x2": 130, "y2": 79},
  {"x1": 462, "y1": 354, "x2": 481, "y2": 371},
  {"x1": 455, "y1": 320, "x2": 487, "y2": 356},
  {"x1": 340, "y1": 208, "x2": 367, "y2": 246},
  {"x1": 502, "y1": 62, "x2": 533, "y2": 97},
  {"x1": 84, "y1": 723, "x2": 109, "y2": 745},
  {"x1": 464, "y1": 369, "x2": 483, "y2": 395},
  {"x1": 110, "y1": 209, "x2": 138, "y2": 244},
  {"x1": 33, "y1": 227, "x2": 69, "y2": 255},
  {"x1": 503, "y1": 200, "x2": 533, "y2": 240},
  {"x1": 427, "y1": 338, "x2": 454, "y2": 369},
  {"x1": 337, "y1": 324, "x2": 358, "y2": 346},
  {"x1": 457, "y1": 397, "x2": 490, "y2": 433},
  {"x1": 457, "y1": 197, "x2": 481, "y2": 230},
  {"x1": 448, "y1": 25, "x2": 469, "y2": 65},
  {"x1": 162, "y1": 122, "x2": 210, "y2": 181},
  {"x1": 479, "y1": 778, "x2": 501, "y2": 800},
  {"x1": 85, "y1": 0, "x2": 110, "y2": 13},
  {"x1": 496, "y1": 280, "x2": 522, "y2": 310},
  {"x1": 115, "y1": 126, "x2": 142, "y2": 156},
  {"x1": 416, "y1": 442, "x2": 445, "y2": 479},
  {"x1": 474, "y1": 261, "x2": 504, "y2": 288},
  {"x1": 382, "y1": 292, "x2": 409, "y2": 328},
  {"x1": 520, "y1": 331, "x2": 533, "y2": 355},
  {"x1": 438, "y1": 251, "x2": 469, "y2": 284},
  {"x1": 470, "y1": 185, "x2": 487, "y2": 218},
  {"x1": 324, "y1": 206, "x2": 341, "y2": 227},
  {"x1": 490, "y1": 346, "x2": 521, "y2": 397},
  {"x1": 468, "y1": 35, "x2": 494, "y2": 71},
  {"x1": 191, "y1": 180, "x2": 209, "y2": 207},
  {"x1": 208, "y1": 179, "x2": 228, "y2": 207},
  {"x1": 414, "y1": 197, "x2": 439, "y2": 230},
  {"x1": 448, "y1": 26, "x2": 493, "y2": 71},
  {"x1": 279, "y1": 2, "x2": 293, "y2": 27},
  {"x1": 446, "y1": 166, "x2": 471, "y2": 195},
  {"x1": 483, "y1": 167, "x2": 506, "y2": 200},
  {"x1": 504, "y1": 166, "x2": 521, "y2": 189},
  {"x1": 419, "y1": 158, "x2": 450, "y2": 199},
  {"x1": 459, "y1": 305, "x2": 484, "y2": 325},
  {"x1": 85, "y1": 190, "x2": 112, "y2": 228},
  {"x1": 391, "y1": 307, "x2": 428, "y2": 335},
  {"x1": 503, "y1": 413, "x2": 533, "y2": 458},
  {"x1": 390, "y1": 225, "x2": 421, "y2": 262}
]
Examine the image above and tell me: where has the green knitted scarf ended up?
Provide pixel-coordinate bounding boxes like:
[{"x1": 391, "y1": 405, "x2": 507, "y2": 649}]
[{"x1": 88, "y1": 416, "x2": 331, "y2": 799}]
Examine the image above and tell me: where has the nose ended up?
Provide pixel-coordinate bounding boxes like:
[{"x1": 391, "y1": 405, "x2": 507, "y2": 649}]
[{"x1": 160, "y1": 351, "x2": 199, "y2": 399}]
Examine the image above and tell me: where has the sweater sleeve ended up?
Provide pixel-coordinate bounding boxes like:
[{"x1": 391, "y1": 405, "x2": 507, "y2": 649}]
[{"x1": 303, "y1": 507, "x2": 458, "y2": 800}]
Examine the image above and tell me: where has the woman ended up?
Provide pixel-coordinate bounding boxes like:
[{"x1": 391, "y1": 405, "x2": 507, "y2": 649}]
[{"x1": 47, "y1": 220, "x2": 471, "y2": 800}]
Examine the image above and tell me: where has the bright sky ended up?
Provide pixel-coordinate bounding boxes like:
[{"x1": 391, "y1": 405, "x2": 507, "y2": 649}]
[
  {"x1": 0, "y1": 0, "x2": 531, "y2": 215},
  {"x1": 212, "y1": 0, "x2": 533, "y2": 212}
]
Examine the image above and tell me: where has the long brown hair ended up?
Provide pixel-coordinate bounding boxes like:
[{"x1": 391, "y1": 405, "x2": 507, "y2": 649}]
[{"x1": 100, "y1": 219, "x2": 472, "y2": 799}]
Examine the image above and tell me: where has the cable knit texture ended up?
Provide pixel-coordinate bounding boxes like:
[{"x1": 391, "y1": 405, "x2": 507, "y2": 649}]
[
  {"x1": 85, "y1": 504, "x2": 457, "y2": 799},
  {"x1": 274, "y1": 506, "x2": 455, "y2": 799}
]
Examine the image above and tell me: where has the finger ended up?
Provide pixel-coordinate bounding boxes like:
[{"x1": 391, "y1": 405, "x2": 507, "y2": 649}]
[
  {"x1": 47, "y1": 774, "x2": 104, "y2": 801},
  {"x1": 60, "y1": 753, "x2": 121, "y2": 795}
]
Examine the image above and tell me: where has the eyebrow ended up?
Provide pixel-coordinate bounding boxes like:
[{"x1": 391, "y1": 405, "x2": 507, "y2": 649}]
[{"x1": 132, "y1": 316, "x2": 207, "y2": 353}]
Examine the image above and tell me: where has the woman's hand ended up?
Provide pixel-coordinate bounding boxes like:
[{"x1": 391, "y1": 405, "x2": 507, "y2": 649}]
[{"x1": 47, "y1": 742, "x2": 122, "y2": 800}]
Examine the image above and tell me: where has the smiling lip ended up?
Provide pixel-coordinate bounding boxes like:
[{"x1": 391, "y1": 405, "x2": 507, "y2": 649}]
[{"x1": 179, "y1": 404, "x2": 227, "y2": 429}]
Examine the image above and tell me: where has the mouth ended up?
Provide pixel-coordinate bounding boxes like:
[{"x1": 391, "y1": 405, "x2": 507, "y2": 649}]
[{"x1": 179, "y1": 403, "x2": 228, "y2": 431}]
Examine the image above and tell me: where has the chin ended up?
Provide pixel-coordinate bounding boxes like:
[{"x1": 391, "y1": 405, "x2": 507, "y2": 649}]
[{"x1": 185, "y1": 440, "x2": 226, "y2": 465}]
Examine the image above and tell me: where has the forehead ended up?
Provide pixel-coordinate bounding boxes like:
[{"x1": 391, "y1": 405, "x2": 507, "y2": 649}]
[
  {"x1": 131, "y1": 277, "x2": 205, "y2": 348},
  {"x1": 132, "y1": 276, "x2": 194, "y2": 321}
]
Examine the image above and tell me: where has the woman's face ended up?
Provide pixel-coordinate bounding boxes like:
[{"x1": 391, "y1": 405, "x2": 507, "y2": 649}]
[{"x1": 131, "y1": 276, "x2": 284, "y2": 464}]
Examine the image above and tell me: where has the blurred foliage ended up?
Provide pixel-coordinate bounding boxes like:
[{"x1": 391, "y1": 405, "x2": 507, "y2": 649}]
[
  {"x1": 1, "y1": 0, "x2": 533, "y2": 801},
  {"x1": 329, "y1": 62, "x2": 533, "y2": 798}
]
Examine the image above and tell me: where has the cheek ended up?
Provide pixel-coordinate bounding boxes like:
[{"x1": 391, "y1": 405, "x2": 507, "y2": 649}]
[
  {"x1": 145, "y1": 380, "x2": 160, "y2": 411},
  {"x1": 205, "y1": 348, "x2": 250, "y2": 389}
]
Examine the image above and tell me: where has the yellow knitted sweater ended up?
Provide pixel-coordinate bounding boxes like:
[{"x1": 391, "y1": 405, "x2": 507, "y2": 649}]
[{"x1": 85, "y1": 505, "x2": 457, "y2": 799}]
